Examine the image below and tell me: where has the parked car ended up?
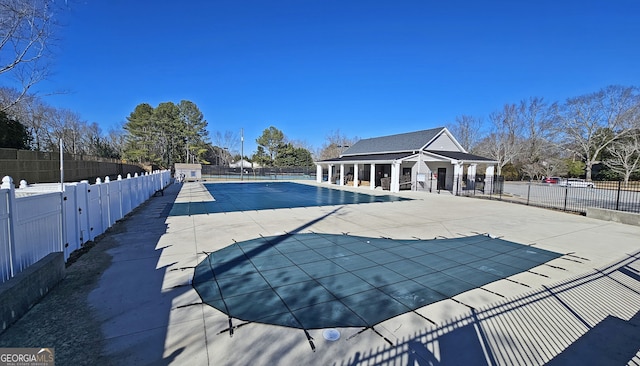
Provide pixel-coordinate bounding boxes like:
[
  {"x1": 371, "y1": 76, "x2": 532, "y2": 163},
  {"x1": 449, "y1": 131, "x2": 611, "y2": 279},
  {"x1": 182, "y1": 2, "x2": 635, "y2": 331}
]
[
  {"x1": 558, "y1": 178, "x2": 596, "y2": 188},
  {"x1": 543, "y1": 177, "x2": 561, "y2": 184}
]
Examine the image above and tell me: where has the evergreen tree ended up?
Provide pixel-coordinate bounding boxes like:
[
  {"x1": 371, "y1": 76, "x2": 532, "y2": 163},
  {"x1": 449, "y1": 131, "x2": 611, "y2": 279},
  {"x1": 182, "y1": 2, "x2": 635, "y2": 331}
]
[
  {"x1": 122, "y1": 100, "x2": 210, "y2": 168},
  {"x1": 178, "y1": 100, "x2": 209, "y2": 163},
  {"x1": 0, "y1": 110, "x2": 31, "y2": 149},
  {"x1": 252, "y1": 146, "x2": 271, "y2": 167},
  {"x1": 274, "y1": 143, "x2": 314, "y2": 167},
  {"x1": 154, "y1": 102, "x2": 182, "y2": 167},
  {"x1": 255, "y1": 126, "x2": 285, "y2": 166},
  {"x1": 123, "y1": 103, "x2": 156, "y2": 164}
]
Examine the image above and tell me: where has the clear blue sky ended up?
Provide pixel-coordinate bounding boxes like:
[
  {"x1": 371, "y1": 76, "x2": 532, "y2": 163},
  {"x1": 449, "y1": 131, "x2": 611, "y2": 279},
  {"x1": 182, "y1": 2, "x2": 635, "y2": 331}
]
[{"x1": 38, "y1": 0, "x2": 640, "y2": 155}]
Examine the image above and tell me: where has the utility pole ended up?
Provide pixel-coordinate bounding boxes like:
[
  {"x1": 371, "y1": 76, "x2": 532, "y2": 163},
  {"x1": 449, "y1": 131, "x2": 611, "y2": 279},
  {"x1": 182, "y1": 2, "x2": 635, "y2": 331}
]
[
  {"x1": 240, "y1": 128, "x2": 244, "y2": 181},
  {"x1": 59, "y1": 139, "x2": 64, "y2": 192}
]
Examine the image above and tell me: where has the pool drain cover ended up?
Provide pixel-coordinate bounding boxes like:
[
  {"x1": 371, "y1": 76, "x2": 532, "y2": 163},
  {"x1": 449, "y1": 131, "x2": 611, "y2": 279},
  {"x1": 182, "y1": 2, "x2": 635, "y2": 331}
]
[{"x1": 323, "y1": 329, "x2": 341, "y2": 341}]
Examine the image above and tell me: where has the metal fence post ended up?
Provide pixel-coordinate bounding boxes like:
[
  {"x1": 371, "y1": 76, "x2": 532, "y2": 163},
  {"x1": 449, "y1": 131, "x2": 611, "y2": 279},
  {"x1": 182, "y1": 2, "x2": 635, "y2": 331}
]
[
  {"x1": 527, "y1": 180, "x2": 531, "y2": 205},
  {"x1": 563, "y1": 186, "x2": 569, "y2": 211},
  {"x1": 616, "y1": 180, "x2": 621, "y2": 211}
]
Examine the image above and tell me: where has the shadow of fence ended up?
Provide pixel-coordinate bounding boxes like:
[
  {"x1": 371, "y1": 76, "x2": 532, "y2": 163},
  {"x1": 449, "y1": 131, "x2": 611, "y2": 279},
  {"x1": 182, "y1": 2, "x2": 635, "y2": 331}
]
[{"x1": 336, "y1": 250, "x2": 640, "y2": 366}]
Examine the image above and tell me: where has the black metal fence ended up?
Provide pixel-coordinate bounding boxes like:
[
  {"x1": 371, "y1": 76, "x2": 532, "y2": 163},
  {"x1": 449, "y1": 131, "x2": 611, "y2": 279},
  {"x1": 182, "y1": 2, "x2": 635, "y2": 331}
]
[
  {"x1": 459, "y1": 177, "x2": 640, "y2": 215},
  {"x1": 200, "y1": 165, "x2": 316, "y2": 181}
]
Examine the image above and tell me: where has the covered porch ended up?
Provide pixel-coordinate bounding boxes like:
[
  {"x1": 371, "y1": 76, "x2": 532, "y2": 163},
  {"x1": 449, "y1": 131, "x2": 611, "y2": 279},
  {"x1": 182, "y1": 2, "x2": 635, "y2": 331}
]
[{"x1": 315, "y1": 151, "x2": 497, "y2": 194}]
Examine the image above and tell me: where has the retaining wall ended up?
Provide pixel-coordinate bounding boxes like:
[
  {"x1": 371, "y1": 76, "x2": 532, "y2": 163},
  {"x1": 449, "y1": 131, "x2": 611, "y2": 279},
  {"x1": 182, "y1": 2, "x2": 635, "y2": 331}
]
[
  {"x1": 586, "y1": 207, "x2": 640, "y2": 226},
  {"x1": 0, "y1": 252, "x2": 65, "y2": 335}
]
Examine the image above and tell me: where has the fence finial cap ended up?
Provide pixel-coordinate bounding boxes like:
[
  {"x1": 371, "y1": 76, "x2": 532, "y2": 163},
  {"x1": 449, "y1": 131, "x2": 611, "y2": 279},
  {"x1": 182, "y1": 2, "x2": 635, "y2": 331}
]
[{"x1": 1, "y1": 176, "x2": 13, "y2": 189}]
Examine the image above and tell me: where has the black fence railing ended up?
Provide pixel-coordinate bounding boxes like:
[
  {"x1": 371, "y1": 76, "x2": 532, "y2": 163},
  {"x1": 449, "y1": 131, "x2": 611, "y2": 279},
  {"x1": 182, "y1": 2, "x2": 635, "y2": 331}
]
[
  {"x1": 200, "y1": 165, "x2": 316, "y2": 181},
  {"x1": 459, "y1": 177, "x2": 640, "y2": 215},
  {"x1": 453, "y1": 174, "x2": 505, "y2": 195}
]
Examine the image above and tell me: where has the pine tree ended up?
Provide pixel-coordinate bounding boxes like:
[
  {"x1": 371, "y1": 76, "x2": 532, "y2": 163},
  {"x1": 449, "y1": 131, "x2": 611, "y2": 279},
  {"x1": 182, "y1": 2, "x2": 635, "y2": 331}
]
[
  {"x1": 122, "y1": 101, "x2": 210, "y2": 168},
  {"x1": 0, "y1": 110, "x2": 31, "y2": 149}
]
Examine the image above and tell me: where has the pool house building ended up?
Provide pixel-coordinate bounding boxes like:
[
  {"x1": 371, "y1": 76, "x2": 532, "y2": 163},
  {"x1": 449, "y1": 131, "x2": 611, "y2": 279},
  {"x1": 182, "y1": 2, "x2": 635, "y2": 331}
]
[{"x1": 315, "y1": 127, "x2": 497, "y2": 194}]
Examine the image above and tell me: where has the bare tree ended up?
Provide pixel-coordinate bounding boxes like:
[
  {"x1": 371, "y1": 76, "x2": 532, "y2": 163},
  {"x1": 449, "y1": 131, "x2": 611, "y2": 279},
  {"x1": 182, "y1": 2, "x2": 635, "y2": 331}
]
[
  {"x1": 212, "y1": 130, "x2": 239, "y2": 153},
  {"x1": 0, "y1": 0, "x2": 64, "y2": 111},
  {"x1": 475, "y1": 104, "x2": 523, "y2": 176},
  {"x1": 287, "y1": 138, "x2": 313, "y2": 151},
  {"x1": 0, "y1": 87, "x2": 54, "y2": 150},
  {"x1": 556, "y1": 85, "x2": 640, "y2": 181},
  {"x1": 447, "y1": 115, "x2": 483, "y2": 153},
  {"x1": 107, "y1": 125, "x2": 126, "y2": 158},
  {"x1": 0, "y1": 87, "x2": 23, "y2": 114},
  {"x1": 318, "y1": 129, "x2": 359, "y2": 160},
  {"x1": 518, "y1": 97, "x2": 559, "y2": 180},
  {"x1": 22, "y1": 97, "x2": 58, "y2": 151},
  {"x1": 211, "y1": 130, "x2": 238, "y2": 165},
  {"x1": 81, "y1": 122, "x2": 102, "y2": 155},
  {"x1": 47, "y1": 108, "x2": 85, "y2": 154},
  {"x1": 540, "y1": 158, "x2": 569, "y2": 178},
  {"x1": 604, "y1": 131, "x2": 640, "y2": 184}
]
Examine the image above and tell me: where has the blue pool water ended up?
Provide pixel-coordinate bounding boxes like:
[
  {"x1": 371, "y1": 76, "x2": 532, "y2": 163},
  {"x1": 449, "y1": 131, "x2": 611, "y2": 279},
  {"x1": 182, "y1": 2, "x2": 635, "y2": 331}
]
[{"x1": 169, "y1": 182, "x2": 410, "y2": 215}]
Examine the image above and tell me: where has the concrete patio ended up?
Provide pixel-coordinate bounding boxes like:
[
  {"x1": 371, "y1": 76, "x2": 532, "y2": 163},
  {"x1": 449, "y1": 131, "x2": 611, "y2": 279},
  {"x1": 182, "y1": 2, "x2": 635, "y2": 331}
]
[{"x1": 2, "y1": 180, "x2": 639, "y2": 365}]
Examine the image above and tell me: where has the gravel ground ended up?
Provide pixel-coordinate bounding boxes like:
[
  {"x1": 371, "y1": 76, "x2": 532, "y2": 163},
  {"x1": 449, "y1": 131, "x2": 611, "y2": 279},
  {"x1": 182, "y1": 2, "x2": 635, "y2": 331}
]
[{"x1": 0, "y1": 220, "x2": 130, "y2": 365}]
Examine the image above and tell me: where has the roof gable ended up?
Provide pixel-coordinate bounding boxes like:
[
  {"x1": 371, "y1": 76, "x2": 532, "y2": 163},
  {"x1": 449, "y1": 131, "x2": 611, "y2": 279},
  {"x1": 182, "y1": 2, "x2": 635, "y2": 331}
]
[{"x1": 427, "y1": 131, "x2": 465, "y2": 152}]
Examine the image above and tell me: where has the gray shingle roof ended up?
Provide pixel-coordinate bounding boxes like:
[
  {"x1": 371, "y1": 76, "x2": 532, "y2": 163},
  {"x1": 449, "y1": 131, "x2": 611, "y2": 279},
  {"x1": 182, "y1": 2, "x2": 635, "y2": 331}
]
[
  {"x1": 317, "y1": 151, "x2": 496, "y2": 164},
  {"x1": 342, "y1": 127, "x2": 445, "y2": 156},
  {"x1": 320, "y1": 153, "x2": 412, "y2": 163}
]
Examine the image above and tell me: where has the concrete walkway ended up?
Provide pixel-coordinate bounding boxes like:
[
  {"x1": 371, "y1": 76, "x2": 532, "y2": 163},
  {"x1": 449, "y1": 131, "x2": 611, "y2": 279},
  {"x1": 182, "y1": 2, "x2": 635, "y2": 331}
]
[{"x1": 17, "y1": 180, "x2": 640, "y2": 365}]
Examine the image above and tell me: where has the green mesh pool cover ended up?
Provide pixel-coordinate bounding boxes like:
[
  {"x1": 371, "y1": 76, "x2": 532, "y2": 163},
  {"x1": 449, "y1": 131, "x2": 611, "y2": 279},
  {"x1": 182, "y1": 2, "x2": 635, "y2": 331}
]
[
  {"x1": 170, "y1": 182, "x2": 410, "y2": 215},
  {"x1": 193, "y1": 233, "x2": 562, "y2": 329}
]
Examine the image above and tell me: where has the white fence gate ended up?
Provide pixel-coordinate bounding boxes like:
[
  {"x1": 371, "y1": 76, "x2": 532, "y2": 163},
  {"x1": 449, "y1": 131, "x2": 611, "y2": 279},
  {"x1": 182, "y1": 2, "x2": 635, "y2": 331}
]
[{"x1": 0, "y1": 170, "x2": 171, "y2": 284}]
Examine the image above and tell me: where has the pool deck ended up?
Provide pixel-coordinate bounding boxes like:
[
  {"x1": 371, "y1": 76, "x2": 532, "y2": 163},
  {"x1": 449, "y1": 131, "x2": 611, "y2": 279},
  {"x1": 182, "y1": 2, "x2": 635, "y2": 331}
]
[{"x1": 16, "y1": 181, "x2": 640, "y2": 364}]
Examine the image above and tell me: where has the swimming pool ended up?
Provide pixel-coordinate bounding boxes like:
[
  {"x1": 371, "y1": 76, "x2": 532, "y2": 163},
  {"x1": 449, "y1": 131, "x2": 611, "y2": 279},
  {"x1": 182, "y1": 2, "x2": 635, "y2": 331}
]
[
  {"x1": 193, "y1": 233, "x2": 562, "y2": 329},
  {"x1": 169, "y1": 182, "x2": 410, "y2": 216}
]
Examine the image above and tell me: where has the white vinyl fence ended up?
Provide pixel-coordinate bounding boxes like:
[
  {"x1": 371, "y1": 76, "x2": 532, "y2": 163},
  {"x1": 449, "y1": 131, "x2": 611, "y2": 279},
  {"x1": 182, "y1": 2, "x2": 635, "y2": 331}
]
[{"x1": 0, "y1": 170, "x2": 171, "y2": 284}]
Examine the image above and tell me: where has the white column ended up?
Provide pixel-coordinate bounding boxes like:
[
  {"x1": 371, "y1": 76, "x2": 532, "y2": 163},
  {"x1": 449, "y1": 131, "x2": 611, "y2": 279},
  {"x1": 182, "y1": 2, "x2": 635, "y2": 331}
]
[
  {"x1": 316, "y1": 165, "x2": 322, "y2": 183},
  {"x1": 339, "y1": 164, "x2": 345, "y2": 186},
  {"x1": 390, "y1": 162, "x2": 401, "y2": 193},
  {"x1": 353, "y1": 164, "x2": 359, "y2": 187},
  {"x1": 485, "y1": 165, "x2": 495, "y2": 194},
  {"x1": 328, "y1": 165, "x2": 333, "y2": 185},
  {"x1": 467, "y1": 164, "x2": 477, "y2": 190},
  {"x1": 370, "y1": 163, "x2": 376, "y2": 190},
  {"x1": 452, "y1": 163, "x2": 463, "y2": 194}
]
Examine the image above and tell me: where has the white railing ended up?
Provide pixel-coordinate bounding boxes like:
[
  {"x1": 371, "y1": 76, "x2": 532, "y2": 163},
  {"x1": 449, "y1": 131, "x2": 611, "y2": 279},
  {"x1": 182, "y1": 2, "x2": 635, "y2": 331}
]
[{"x1": 0, "y1": 170, "x2": 172, "y2": 284}]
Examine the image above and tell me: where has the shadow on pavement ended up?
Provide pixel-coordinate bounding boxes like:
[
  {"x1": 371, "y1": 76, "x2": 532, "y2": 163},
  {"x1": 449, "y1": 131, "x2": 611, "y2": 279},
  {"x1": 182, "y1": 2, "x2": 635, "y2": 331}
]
[
  {"x1": 87, "y1": 182, "x2": 187, "y2": 365},
  {"x1": 336, "y1": 251, "x2": 640, "y2": 366}
]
